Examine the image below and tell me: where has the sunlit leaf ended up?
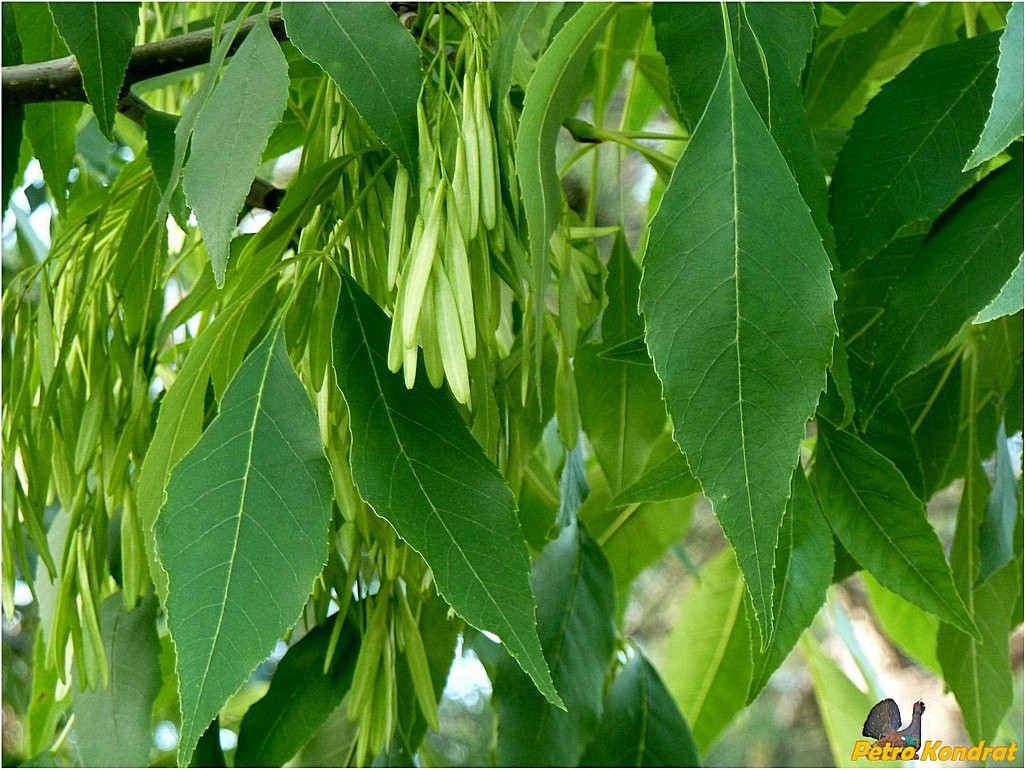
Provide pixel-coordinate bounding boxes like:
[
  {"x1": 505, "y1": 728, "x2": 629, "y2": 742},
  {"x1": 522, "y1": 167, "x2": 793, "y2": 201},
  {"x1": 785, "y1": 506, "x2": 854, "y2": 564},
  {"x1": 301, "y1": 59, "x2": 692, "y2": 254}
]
[
  {"x1": 155, "y1": 327, "x2": 333, "y2": 765},
  {"x1": 660, "y1": 548, "x2": 753, "y2": 754},
  {"x1": 864, "y1": 572, "x2": 941, "y2": 675},
  {"x1": 332, "y1": 272, "x2": 561, "y2": 708},
  {"x1": 641, "y1": 49, "x2": 835, "y2": 641},
  {"x1": 964, "y1": 3, "x2": 1024, "y2": 169},
  {"x1": 183, "y1": 14, "x2": 288, "y2": 287},
  {"x1": 48, "y1": 3, "x2": 139, "y2": 141}
]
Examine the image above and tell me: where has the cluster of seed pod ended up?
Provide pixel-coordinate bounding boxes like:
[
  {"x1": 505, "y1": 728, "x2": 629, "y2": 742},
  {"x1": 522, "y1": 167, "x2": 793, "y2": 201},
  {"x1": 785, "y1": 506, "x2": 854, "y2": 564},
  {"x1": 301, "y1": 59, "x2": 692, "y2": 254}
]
[{"x1": 385, "y1": 38, "x2": 516, "y2": 408}]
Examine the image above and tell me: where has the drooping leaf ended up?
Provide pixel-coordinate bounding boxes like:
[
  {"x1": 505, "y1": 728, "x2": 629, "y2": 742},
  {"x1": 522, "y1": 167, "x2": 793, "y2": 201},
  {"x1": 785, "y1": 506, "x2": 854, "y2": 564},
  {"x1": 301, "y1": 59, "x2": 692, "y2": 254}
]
[
  {"x1": 183, "y1": 14, "x2": 289, "y2": 287},
  {"x1": 979, "y1": 420, "x2": 1020, "y2": 584},
  {"x1": 145, "y1": 109, "x2": 189, "y2": 229},
  {"x1": 494, "y1": 519, "x2": 616, "y2": 767},
  {"x1": 576, "y1": 234, "x2": 667, "y2": 495},
  {"x1": 608, "y1": 450, "x2": 699, "y2": 508},
  {"x1": 801, "y1": 632, "x2": 899, "y2": 769},
  {"x1": 154, "y1": 327, "x2": 333, "y2": 765},
  {"x1": 862, "y1": 156, "x2": 1024, "y2": 416},
  {"x1": 863, "y1": 572, "x2": 941, "y2": 675},
  {"x1": 830, "y1": 32, "x2": 1000, "y2": 270},
  {"x1": 641, "y1": 50, "x2": 836, "y2": 642},
  {"x1": 72, "y1": 594, "x2": 161, "y2": 768},
  {"x1": 748, "y1": 470, "x2": 833, "y2": 703},
  {"x1": 332, "y1": 272, "x2": 561, "y2": 708},
  {"x1": 811, "y1": 421, "x2": 977, "y2": 638},
  {"x1": 13, "y1": 3, "x2": 82, "y2": 209},
  {"x1": 580, "y1": 649, "x2": 700, "y2": 767},
  {"x1": 48, "y1": 3, "x2": 139, "y2": 141},
  {"x1": 282, "y1": 2, "x2": 422, "y2": 185},
  {"x1": 660, "y1": 548, "x2": 753, "y2": 754},
  {"x1": 965, "y1": 3, "x2": 1024, "y2": 169},
  {"x1": 939, "y1": 444, "x2": 1018, "y2": 744},
  {"x1": 235, "y1": 621, "x2": 359, "y2": 767},
  {"x1": 138, "y1": 158, "x2": 350, "y2": 602},
  {"x1": 517, "y1": 3, "x2": 616, "y2": 387}
]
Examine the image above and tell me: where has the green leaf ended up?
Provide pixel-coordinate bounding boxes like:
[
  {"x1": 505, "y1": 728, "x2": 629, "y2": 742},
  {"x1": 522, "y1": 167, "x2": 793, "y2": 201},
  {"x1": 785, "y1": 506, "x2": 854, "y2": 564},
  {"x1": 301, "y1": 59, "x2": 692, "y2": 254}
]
[
  {"x1": 282, "y1": 2, "x2": 422, "y2": 184},
  {"x1": 494, "y1": 519, "x2": 616, "y2": 766},
  {"x1": 608, "y1": 450, "x2": 699, "y2": 508},
  {"x1": 862, "y1": 156, "x2": 1024, "y2": 416},
  {"x1": 154, "y1": 327, "x2": 333, "y2": 766},
  {"x1": 811, "y1": 422, "x2": 977, "y2": 638},
  {"x1": 145, "y1": 109, "x2": 190, "y2": 230},
  {"x1": 800, "y1": 632, "x2": 899, "y2": 769},
  {"x1": 863, "y1": 572, "x2": 941, "y2": 675},
  {"x1": 830, "y1": 32, "x2": 1000, "y2": 270},
  {"x1": 979, "y1": 421, "x2": 1019, "y2": 584},
  {"x1": 190, "y1": 718, "x2": 226, "y2": 768},
  {"x1": 576, "y1": 234, "x2": 667, "y2": 494},
  {"x1": 71, "y1": 594, "x2": 161, "y2": 768},
  {"x1": 13, "y1": 3, "x2": 82, "y2": 209},
  {"x1": 235, "y1": 621, "x2": 359, "y2": 766},
  {"x1": 183, "y1": 14, "x2": 288, "y2": 287},
  {"x1": 517, "y1": 2, "x2": 616, "y2": 386},
  {"x1": 965, "y1": 3, "x2": 1024, "y2": 169},
  {"x1": 660, "y1": 547, "x2": 753, "y2": 754},
  {"x1": 748, "y1": 470, "x2": 833, "y2": 703},
  {"x1": 939, "y1": 442, "x2": 1018, "y2": 743},
  {"x1": 332, "y1": 272, "x2": 561, "y2": 709},
  {"x1": 48, "y1": 3, "x2": 139, "y2": 141},
  {"x1": 640, "y1": 50, "x2": 836, "y2": 643},
  {"x1": 580, "y1": 649, "x2": 700, "y2": 767},
  {"x1": 977, "y1": 254, "x2": 1025, "y2": 323}
]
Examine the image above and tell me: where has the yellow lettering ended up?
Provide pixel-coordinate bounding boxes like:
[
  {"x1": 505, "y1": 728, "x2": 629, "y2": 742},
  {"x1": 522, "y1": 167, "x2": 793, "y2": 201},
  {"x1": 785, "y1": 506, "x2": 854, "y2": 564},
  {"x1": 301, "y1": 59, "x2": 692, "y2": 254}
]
[
  {"x1": 950, "y1": 745, "x2": 965, "y2": 761},
  {"x1": 900, "y1": 746, "x2": 916, "y2": 761},
  {"x1": 982, "y1": 746, "x2": 994, "y2": 762},
  {"x1": 969, "y1": 740, "x2": 985, "y2": 761},
  {"x1": 1009, "y1": 742, "x2": 1018, "y2": 760},
  {"x1": 868, "y1": 746, "x2": 882, "y2": 761},
  {"x1": 919, "y1": 740, "x2": 938, "y2": 761},
  {"x1": 851, "y1": 741, "x2": 871, "y2": 760},
  {"x1": 993, "y1": 747, "x2": 1008, "y2": 761}
]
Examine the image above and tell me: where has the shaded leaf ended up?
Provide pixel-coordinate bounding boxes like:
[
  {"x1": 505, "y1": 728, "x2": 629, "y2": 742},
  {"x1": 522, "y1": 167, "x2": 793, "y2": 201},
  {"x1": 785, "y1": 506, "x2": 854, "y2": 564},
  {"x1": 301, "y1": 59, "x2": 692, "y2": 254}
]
[
  {"x1": 2, "y1": 5, "x2": 23, "y2": 208},
  {"x1": 283, "y1": 2, "x2": 422, "y2": 184},
  {"x1": 577, "y1": 234, "x2": 667, "y2": 494},
  {"x1": 660, "y1": 548, "x2": 752, "y2": 754},
  {"x1": 183, "y1": 14, "x2": 288, "y2": 287},
  {"x1": 748, "y1": 470, "x2": 833, "y2": 703},
  {"x1": 830, "y1": 32, "x2": 1000, "y2": 270},
  {"x1": 72, "y1": 594, "x2": 160, "y2": 768},
  {"x1": 517, "y1": 3, "x2": 616, "y2": 385},
  {"x1": 608, "y1": 450, "x2": 699, "y2": 508},
  {"x1": 48, "y1": 3, "x2": 139, "y2": 141},
  {"x1": 155, "y1": 328, "x2": 333, "y2": 765},
  {"x1": 190, "y1": 718, "x2": 226, "y2": 768},
  {"x1": 235, "y1": 621, "x2": 359, "y2": 766},
  {"x1": 13, "y1": 3, "x2": 82, "y2": 209},
  {"x1": 494, "y1": 519, "x2": 616, "y2": 766},
  {"x1": 145, "y1": 109, "x2": 189, "y2": 229},
  {"x1": 965, "y1": 3, "x2": 1024, "y2": 169},
  {"x1": 641, "y1": 50, "x2": 836, "y2": 642},
  {"x1": 862, "y1": 156, "x2": 1024, "y2": 416},
  {"x1": 811, "y1": 422, "x2": 976, "y2": 637},
  {"x1": 580, "y1": 649, "x2": 700, "y2": 767},
  {"x1": 332, "y1": 272, "x2": 560, "y2": 708}
]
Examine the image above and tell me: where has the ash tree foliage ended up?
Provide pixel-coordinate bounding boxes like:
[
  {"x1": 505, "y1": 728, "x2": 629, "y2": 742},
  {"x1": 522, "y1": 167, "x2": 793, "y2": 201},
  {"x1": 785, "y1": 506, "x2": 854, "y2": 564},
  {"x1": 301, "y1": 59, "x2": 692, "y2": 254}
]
[{"x1": 1, "y1": 2, "x2": 1023, "y2": 767}]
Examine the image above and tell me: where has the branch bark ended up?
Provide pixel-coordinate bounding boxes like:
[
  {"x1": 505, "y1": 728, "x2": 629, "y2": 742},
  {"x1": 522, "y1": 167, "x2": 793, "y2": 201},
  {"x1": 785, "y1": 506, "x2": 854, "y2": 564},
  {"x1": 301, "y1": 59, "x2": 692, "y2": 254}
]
[{"x1": 2, "y1": 10, "x2": 286, "y2": 106}]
